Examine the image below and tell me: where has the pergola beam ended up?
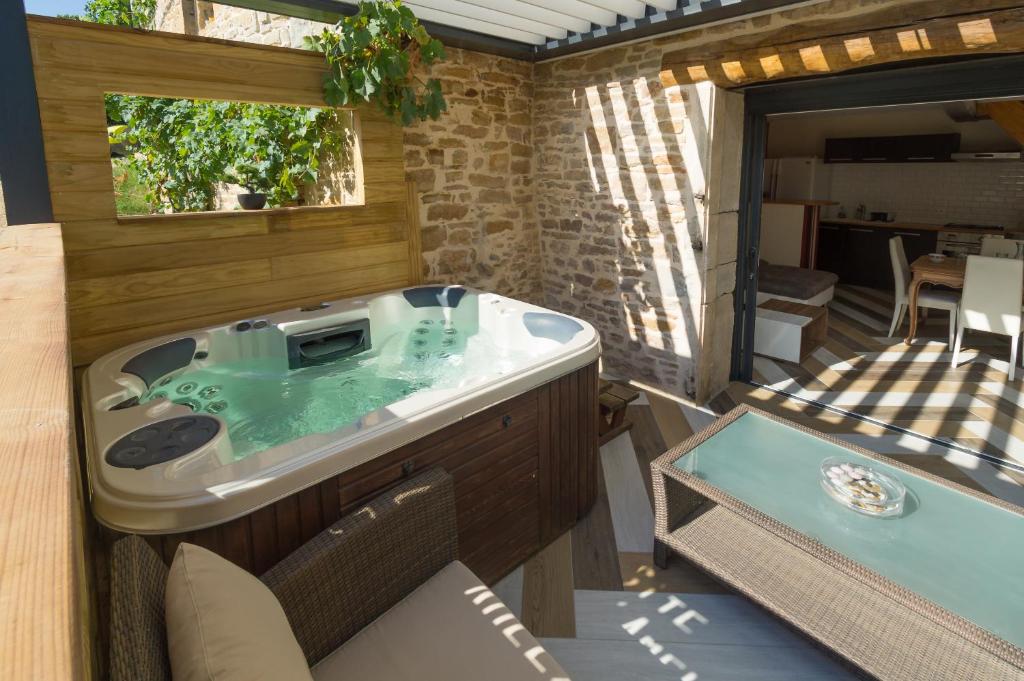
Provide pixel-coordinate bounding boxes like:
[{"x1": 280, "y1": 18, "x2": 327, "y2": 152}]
[
  {"x1": 662, "y1": 4, "x2": 1024, "y2": 89},
  {"x1": 210, "y1": 0, "x2": 818, "y2": 59},
  {"x1": 0, "y1": 0, "x2": 52, "y2": 225}
]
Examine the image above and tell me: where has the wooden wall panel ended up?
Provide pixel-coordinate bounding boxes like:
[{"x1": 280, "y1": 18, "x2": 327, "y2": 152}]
[{"x1": 26, "y1": 16, "x2": 420, "y2": 365}]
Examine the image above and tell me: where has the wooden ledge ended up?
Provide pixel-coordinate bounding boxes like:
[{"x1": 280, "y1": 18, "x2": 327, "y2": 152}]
[
  {"x1": 116, "y1": 202, "x2": 370, "y2": 225},
  {"x1": 0, "y1": 224, "x2": 88, "y2": 681}
]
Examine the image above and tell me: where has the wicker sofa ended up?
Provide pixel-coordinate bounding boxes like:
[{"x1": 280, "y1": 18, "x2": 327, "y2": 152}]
[{"x1": 108, "y1": 468, "x2": 568, "y2": 680}]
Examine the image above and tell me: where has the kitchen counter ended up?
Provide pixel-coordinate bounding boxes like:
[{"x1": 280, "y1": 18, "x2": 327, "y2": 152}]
[
  {"x1": 764, "y1": 199, "x2": 838, "y2": 207},
  {"x1": 820, "y1": 217, "x2": 1003, "y2": 234}
]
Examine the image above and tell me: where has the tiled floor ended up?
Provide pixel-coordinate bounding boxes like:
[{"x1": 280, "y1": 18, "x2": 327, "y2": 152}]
[{"x1": 748, "y1": 284, "x2": 1024, "y2": 496}]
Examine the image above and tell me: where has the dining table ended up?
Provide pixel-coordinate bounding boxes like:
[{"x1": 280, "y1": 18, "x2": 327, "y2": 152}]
[{"x1": 905, "y1": 255, "x2": 965, "y2": 344}]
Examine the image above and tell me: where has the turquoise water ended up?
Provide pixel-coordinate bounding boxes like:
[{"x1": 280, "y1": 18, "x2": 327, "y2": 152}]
[
  {"x1": 140, "y1": 316, "x2": 532, "y2": 460},
  {"x1": 674, "y1": 412, "x2": 1024, "y2": 648}
]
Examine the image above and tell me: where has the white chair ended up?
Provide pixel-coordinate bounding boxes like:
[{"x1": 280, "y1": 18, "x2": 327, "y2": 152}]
[
  {"x1": 980, "y1": 236, "x2": 1024, "y2": 259},
  {"x1": 888, "y1": 236, "x2": 959, "y2": 346},
  {"x1": 951, "y1": 255, "x2": 1024, "y2": 380}
]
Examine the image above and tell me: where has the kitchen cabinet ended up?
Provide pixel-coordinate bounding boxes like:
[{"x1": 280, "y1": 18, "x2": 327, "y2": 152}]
[
  {"x1": 824, "y1": 134, "x2": 961, "y2": 164},
  {"x1": 815, "y1": 223, "x2": 845, "y2": 278},
  {"x1": 846, "y1": 226, "x2": 889, "y2": 288},
  {"x1": 815, "y1": 222, "x2": 938, "y2": 290}
]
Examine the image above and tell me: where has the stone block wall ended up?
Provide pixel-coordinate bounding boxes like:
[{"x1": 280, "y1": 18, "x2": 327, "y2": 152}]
[
  {"x1": 150, "y1": 0, "x2": 743, "y2": 400},
  {"x1": 534, "y1": 47, "x2": 741, "y2": 398},
  {"x1": 404, "y1": 52, "x2": 538, "y2": 302}
]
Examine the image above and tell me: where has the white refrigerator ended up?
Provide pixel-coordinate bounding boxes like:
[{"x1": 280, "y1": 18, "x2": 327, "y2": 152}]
[{"x1": 765, "y1": 157, "x2": 832, "y2": 202}]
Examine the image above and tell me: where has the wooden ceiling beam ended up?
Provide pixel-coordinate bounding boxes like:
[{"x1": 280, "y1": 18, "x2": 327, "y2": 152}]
[
  {"x1": 661, "y1": 3, "x2": 1024, "y2": 89},
  {"x1": 977, "y1": 100, "x2": 1024, "y2": 146}
]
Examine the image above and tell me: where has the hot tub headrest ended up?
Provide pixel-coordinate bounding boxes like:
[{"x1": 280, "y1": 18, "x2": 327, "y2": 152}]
[
  {"x1": 121, "y1": 338, "x2": 197, "y2": 388},
  {"x1": 402, "y1": 286, "x2": 467, "y2": 308},
  {"x1": 523, "y1": 312, "x2": 583, "y2": 343}
]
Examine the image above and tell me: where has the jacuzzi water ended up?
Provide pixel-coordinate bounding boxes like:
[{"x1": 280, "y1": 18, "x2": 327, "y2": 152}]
[
  {"x1": 140, "y1": 317, "x2": 533, "y2": 460},
  {"x1": 82, "y1": 285, "x2": 600, "y2": 534}
]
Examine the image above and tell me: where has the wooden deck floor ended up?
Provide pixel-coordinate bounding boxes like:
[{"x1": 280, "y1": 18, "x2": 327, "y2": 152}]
[{"x1": 502, "y1": 352, "x2": 1023, "y2": 680}]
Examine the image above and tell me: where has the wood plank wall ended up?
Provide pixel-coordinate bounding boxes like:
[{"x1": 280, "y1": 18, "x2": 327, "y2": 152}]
[
  {"x1": 26, "y1": 16, "x2": 420, "y2": 365},
  {"x1": 0, "y1": 224, "x2": 89, "y2": 681}
]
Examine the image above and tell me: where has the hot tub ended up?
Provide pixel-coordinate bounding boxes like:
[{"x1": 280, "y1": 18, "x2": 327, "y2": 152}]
[{"x1": 82, "y1": 285, "x2": 600, "y2": 537}]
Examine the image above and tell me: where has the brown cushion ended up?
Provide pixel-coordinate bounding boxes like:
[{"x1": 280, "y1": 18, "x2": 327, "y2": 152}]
[
  {"x1": 311, "y1": 561, "x2": 568, "y2": 681},
  {"x1": 759, "y1": 262, "x2": 839, "y2": 299},
  {"x1": 165, "y1": 543, "x2": 314, "y2": 681}
]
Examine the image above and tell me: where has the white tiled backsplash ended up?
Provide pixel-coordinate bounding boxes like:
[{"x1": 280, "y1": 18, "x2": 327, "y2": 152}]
[{"x1": 825, "y1": 162, "x2": 1024, "y2": 230}]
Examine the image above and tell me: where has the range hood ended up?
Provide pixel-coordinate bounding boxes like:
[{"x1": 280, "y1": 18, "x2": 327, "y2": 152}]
[{"x1": 951, "y1": 151, "x2": 1022, "y2": 161}]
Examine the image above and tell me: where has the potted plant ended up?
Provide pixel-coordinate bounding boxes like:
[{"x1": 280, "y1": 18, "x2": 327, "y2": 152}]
[
  {"x1": 232, "y1": 169, "x2": 272, "y2": 209},
  {"x1": 230, "y1": 159, "x2": 273, "y2": 210},
  {"x1": 306, "y1": 0, "x2": 447, "y2": 125}
]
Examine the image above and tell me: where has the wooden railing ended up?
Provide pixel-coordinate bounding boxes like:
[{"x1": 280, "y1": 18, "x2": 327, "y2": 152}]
[{"x1": 0, "y1": 223, "x2": 89, "y2": 681}]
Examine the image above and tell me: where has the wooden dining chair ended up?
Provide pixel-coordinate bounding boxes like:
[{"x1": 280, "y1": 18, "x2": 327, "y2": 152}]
[
  {"x1": 951, "y1": 255, "x2": 1024, "y2": 380},
  {"x1": 889, "y1": 237, "x2": 958, "y2": 346}
]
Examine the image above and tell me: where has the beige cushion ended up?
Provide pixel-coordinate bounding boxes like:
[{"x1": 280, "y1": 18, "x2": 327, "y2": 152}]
[
  {"x1": 312, "y1": 561, "x2": 568, "y2": 681},
  {"x1": 165, "y1": 543, "x2": 313, "y2": 681}
]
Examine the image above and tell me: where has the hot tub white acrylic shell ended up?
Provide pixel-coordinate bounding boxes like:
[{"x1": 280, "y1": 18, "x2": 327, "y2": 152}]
[{"x1": 82, "y1": 286, "x2": 600, "y2": 534}]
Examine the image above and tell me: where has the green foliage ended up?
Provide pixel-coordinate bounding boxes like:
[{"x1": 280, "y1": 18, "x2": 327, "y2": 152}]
[
  {"x1": 83, "y1": 0, "x2": 156, "y2": 28},
  {"x1": 107, "y1": 95, "x2": 348, "y2": 213},
  {"x1": 224, "y1": 104, "x2": 346, "y2": 204},
  {"x1": 111, "y1": 157, "x2": 155, "y2": 215},
  {"x1": 108, "y1": 96, "x2": 228, "y2": 212},
  {"x1": 306, "y1": 0, "x2": 447, "y2": 126}
]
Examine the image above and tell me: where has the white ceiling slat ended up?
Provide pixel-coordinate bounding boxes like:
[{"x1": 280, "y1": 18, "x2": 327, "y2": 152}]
[
  {"x1": 644, "y1": 0, "x2": 677, "y2": 11},
  {"x1": 644, "y1": 0, "x2": 678, "y2": 12},
  {"x1": 408, "y1": 0, "x2": 568, "y2": 40},
  {"x1": 579, "y1": 0, "x2": 648, "y2": 20},
  {"x1": 456, "y1": 0, "x2": 593, "y2": 34},
  {"x1": 408, "y1": 4, "x2": 549, "y2": 44},
  {"x1": 514, "y1": 0, "x2": 617, "y2": 27}
]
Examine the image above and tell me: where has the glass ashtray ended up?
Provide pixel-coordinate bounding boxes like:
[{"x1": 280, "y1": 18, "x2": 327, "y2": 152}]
[{"x1": 820, "y1": 457, "x2": 905, "y2": 517}]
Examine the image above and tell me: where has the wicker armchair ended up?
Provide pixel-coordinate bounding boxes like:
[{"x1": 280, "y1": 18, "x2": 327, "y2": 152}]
[{"x1": 109, "y1": 467, "x2": 458, "y2": 681}]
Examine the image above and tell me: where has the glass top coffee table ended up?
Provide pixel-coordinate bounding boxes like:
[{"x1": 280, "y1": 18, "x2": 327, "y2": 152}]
[{"x1": 652, "y1": 405, "x2": 1024, "y2": 681}]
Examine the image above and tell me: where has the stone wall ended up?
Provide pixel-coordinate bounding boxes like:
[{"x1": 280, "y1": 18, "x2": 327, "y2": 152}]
[
  {"x1": 404, "y1": 52, "x2": 538, "y2": 301},
  {"x1": 152, "y1": 0, "x2": 743, "y2": 399},
  {"x1": 534, "y1": 48, "x2": 741, "y2": 399}
]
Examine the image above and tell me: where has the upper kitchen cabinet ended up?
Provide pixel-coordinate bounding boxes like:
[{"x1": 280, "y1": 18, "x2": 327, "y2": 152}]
[{"x1": 824, "y1": 134, "x2": 961, "y2": 163}]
